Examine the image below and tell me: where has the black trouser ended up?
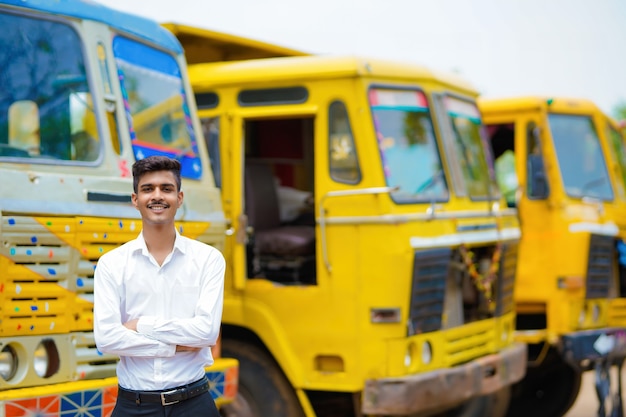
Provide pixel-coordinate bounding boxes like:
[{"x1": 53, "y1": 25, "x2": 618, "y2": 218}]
[{"x1": 112, "y1": 388, "x2": 219, "y2": 417}]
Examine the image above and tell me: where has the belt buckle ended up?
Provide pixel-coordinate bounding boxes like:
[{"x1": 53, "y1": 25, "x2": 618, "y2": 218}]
[{"x1": 160, "y1": 388, "x2": 181, "y2": 406}]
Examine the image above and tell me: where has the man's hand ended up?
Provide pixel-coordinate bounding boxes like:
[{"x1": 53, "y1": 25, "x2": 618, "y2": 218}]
[
  {"x1": 176, "y1": 345, "x2": 202, "y2": 352},
  {"x1": 123, "y1": 319, "x2": 139, "y2": 331}
]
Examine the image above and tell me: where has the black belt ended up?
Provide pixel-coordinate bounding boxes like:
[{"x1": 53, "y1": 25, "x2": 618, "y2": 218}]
[{"x1": 118, "y1": 377, "x2": 210, "y2": 406}]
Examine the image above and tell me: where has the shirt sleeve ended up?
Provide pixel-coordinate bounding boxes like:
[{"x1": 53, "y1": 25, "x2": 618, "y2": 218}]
[
  {"x1": 94, "y1": 256, "x2": 176, "y2": 358},
  {"x1": 136, "y1": 248, "x2": 225, "y2": 348}
]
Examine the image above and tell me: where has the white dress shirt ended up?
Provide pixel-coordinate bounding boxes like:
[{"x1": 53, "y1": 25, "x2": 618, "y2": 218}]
[{"x1": 93, "y1": 231, "x2": 225, "y2": 390}]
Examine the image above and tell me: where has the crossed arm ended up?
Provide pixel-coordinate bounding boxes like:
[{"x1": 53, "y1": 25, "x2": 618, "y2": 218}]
[
  {"x1": 122, "y1": 319, "x2": 201, "y2": 352},
  {"x1": 93, "y1": 253, "x2": 225, "y2": 358}
]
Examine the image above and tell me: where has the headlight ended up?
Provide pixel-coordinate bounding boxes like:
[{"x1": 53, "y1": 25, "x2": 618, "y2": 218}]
[
  {"x1": 0, "y1": 344, "x2": 18, "y2": 381},
  {"x1": 34, "y1": 339, "x2": 60, "y2": 378},
  {"x1": 421, "y1": 341, "x2": 432, "y2": 365}
]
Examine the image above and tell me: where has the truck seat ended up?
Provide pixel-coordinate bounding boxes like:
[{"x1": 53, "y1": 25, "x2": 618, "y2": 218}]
[{"x1": 244, "y1": 161, "x2": 315, "y2": 257}]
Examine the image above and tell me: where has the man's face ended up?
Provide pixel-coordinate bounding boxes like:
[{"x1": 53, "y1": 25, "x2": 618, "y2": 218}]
[{"x1": 131, "y1": 170, "x2": 183, "y2": 226}]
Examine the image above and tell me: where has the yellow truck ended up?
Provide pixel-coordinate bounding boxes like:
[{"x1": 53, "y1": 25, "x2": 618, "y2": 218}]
[
  {"x1": 0, "y1": 2, "x2": 237, "y2": 415},
  {"x1": 173, "y1": 22, "x2": 527, "y2": 415},
  {"x1": 480, "y1": 96, "x2": 626, "y2": 417}
]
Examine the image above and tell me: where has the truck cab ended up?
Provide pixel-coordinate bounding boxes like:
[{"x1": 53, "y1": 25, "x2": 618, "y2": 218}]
[
  {"x1": 189, "y1": 54, "x2": 525, "y2": 417},
  {"x1": 480, "y1": 96, "x2": 626, "y2": 417}
]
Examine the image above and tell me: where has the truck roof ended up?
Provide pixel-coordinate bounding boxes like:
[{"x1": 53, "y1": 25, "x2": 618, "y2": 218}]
[
  {"x1": 478, "y1": 96, "x2": 601, "y2": 114},
  {"x1": 2, "y1": 0, "x2": 182, "y2": 53},
  {"x1": 162, "y1": 23, "x2": 308, "y2": 64},
  {"x1": 188, "y1": 54, "x2": 478, "y2": 95}
]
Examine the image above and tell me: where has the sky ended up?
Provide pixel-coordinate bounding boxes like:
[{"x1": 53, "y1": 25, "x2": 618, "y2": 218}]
[{"x1": 97, "y1": 0, "x2": 626, "y2": 116}]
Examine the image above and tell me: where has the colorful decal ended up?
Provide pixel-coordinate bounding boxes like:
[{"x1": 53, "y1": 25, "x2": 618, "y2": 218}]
[
  {"x1": 1, "y1": 369, "x2": 236, "y2": 416},
  {"x1": 4, "y1": 387, "x2": 117, "y2": 417}
]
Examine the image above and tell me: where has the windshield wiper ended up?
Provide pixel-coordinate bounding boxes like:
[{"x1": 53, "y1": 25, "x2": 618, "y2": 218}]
[
  {"x1": 581, "y1": 176, "x2": 607, "y2": 193},
  {"x1": 415, "y1": 169, "x2": 443, "y2": 194}
]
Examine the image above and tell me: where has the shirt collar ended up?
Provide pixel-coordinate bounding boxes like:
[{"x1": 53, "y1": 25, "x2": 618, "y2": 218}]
[{"x1": 131, "y1": 230, "x2": 187, "y2": 257}]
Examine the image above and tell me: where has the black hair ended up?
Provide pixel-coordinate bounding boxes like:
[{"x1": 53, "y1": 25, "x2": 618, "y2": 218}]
[{"x1": 132, "y1": 156, "x2": 182, "y2": 193}]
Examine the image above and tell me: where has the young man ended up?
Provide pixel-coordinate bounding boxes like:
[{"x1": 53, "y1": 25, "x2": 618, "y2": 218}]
[{"x1": 94, "y1": 156, "x2": 225, "y2": 416}]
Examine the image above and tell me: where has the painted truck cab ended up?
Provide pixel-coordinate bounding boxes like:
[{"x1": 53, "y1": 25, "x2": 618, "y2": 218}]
[{"x1": 0, "y1": 1, "x2": 237, "y2": 415}]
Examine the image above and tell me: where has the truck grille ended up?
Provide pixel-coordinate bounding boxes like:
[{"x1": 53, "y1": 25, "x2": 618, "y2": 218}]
[
  {"x1": 408, "y1": 241, "x2": 515, "y2": 336},
  {"x1": 408, "y1": 248, "x2": 450, "y2": 335},
  {"x1": 586, "y1": 234, "x2": 615, "y2": 299},
  {"x1": 1, "y1": 216, "x2": 74, "y2": 335},
  {"x1": 496, "y1": 242, "x2": 518, "y2": 317},
  {"x1": 443, "y1": 319, "x2": 494, "y2": 366}
]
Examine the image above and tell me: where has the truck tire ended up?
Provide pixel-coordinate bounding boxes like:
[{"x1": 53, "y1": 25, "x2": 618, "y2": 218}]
[
  {"x1": 505, "y1": 349, "x2": 581, "y2": 417},
  {"x1": 220, "y1": 340, "x2": 306, "y2": 417}
]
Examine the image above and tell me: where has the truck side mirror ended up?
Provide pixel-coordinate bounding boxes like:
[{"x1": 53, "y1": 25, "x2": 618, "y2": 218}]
[{"x1": 527, "y1": 153, "x2": 549, "y2": 199}]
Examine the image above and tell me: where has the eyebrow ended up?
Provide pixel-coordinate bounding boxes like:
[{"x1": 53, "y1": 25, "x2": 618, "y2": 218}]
[{"x1": 139, "y1": 182, "x2": 176, "y2": 188}]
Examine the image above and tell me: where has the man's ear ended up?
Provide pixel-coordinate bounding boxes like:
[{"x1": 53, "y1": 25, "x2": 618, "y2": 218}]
[
  {"x1": 131, "y1": 192, "x2": 138, "y2": 209},
  {"x1": 178, "y1": 191, "x2": 184, "y2": 207}
]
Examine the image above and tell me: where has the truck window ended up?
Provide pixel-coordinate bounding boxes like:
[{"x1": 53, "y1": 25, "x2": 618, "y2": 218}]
[
  {"x1": 329, "y1": 100, "x2": 361, "y2": 184},
  {"x1": 369, "y1": 87, "x2": 448, "y2": 203},
  {"x1": 443, "y1": 96, "x2": 493, "y2": 200},
  {"x1": 201, "y1": 116, "x2": 222, "y2": 188},
  {"x1": 0, "y1": 12, "x2": 100, "y2": 162},
  {"x1": 526, "y1": 122, "x2": 549, "y2": 200},
  {"x1": 607, "y1": 123, "x2": 626, "y2": 188},
  {"x1": 487, "y1": 124, "x2": 518, "y2": 207},
  {"x1": 113, "y1": 36, "x2": 202, "y2": 179},
  {"x1": 549, "y1": 114, "x2": 613, "y2": 200}
]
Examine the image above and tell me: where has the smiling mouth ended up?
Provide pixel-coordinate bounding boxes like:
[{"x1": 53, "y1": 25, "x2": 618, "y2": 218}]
[{"x1": 148, "y1": 203, "x2": 170, "y2": 210}]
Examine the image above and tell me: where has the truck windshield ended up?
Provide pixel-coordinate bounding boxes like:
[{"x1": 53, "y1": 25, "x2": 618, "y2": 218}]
[
  {"x1": 113, "y1": 36, "x2": 202, "y2": 179},
  {"x1": 549, "y1": 114, "x2": 613, "y2": 200},
  {"x1": 443, "y1": 96, "x2": 493, "y2": 199},
  {"x1": 369, "y1": 88, "x2": 448, "y2": 203},
  {"x1": 0, "y1": 12, "x2": 99, "y2": 162}
]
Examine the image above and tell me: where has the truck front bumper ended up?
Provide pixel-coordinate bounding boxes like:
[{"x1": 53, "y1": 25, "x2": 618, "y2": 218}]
[
  {"x1": 362, "y1": 342, "x2": 526, "y2": 416},
  {"x1": 561, "y1": 327, "x2": 626, "y2": 364}
]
